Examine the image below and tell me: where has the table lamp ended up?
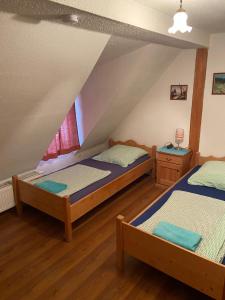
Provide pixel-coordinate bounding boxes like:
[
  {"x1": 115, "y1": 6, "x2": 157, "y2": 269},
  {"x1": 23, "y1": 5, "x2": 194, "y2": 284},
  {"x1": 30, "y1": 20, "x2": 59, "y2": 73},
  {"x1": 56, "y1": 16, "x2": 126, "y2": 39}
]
[{"x1": 175, "y1": 128, "x2": 184, "y2": 150}]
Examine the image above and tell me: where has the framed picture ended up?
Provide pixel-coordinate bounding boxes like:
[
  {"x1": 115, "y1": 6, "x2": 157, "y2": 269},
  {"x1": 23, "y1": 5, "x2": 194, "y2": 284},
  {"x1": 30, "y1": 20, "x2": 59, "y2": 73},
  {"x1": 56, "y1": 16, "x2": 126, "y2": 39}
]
[
  {"x1": 212, "y1": 73, "x2": 225, "y2": 95},
  {"x1": 170, "y1": 85, "x2": 188, "y2": 100}
]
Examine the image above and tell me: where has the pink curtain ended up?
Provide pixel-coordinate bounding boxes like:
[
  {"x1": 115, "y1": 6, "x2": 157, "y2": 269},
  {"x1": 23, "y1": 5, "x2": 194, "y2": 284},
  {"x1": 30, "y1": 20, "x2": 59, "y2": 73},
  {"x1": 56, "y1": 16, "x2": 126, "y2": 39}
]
[{"x1": 42, "y1": 103, "x2": 80, "y2": 161}]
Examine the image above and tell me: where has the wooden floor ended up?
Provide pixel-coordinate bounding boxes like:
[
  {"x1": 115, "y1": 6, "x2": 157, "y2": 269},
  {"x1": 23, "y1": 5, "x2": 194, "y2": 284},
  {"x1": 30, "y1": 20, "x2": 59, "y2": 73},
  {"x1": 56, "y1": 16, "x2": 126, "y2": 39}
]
[{"x1": 0, "y1": 175, "x2": 211, "y2": 300}]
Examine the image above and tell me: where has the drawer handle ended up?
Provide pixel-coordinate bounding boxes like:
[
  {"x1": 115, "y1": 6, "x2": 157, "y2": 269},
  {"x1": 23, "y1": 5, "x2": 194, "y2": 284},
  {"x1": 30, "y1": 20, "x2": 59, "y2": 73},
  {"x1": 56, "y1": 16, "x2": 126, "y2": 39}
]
[{"x1": 166, "y1": 158, "x2": 172, "y2": 161}]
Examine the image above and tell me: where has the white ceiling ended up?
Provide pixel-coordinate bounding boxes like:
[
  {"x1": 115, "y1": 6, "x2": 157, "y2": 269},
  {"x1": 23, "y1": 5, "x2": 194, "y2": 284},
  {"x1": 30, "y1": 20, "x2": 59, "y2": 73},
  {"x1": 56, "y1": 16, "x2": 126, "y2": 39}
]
[
  {"x1": 135, "y1": 0, "x2": 225, "y2": 33},
  {"x1": 98, "y1": 36, "x2": 149, "y2": 64}
]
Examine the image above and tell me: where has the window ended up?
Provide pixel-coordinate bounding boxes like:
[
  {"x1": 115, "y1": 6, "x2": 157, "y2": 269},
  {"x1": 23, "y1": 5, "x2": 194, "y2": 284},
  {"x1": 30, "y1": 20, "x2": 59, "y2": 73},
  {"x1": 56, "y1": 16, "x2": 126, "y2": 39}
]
[{"x1": 42, "y1": 103, "x2": 80, "y2": 161}]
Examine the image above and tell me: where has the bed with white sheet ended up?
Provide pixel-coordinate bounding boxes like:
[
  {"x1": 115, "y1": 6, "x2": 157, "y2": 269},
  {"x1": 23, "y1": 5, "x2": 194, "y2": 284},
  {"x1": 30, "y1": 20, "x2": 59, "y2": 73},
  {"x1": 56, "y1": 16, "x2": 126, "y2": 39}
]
[
  {"x1": 12, "y1": 139, "x2": 156, "y2": 242},
  {"x1": 116, "y1": 154, "x2": 225, "y2": 300}
]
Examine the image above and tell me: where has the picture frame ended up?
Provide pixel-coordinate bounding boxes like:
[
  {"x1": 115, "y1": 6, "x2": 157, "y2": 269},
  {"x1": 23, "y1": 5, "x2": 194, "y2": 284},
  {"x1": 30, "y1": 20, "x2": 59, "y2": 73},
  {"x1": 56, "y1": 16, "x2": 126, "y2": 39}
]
[
  {"x1": 212, "y1": 73, "x2": 225, "y2": 95},
  {"x1": 170, "y1": 85, "x2": 188, "y2": 100}
]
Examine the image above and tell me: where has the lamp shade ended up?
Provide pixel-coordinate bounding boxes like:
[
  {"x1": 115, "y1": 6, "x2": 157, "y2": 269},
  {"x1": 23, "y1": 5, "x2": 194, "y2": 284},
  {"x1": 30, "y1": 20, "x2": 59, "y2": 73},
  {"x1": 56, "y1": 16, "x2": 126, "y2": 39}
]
[
  {"x1": 168, "y1": 0, "x2": 192, "y2": 34},
  {"x1": 175, "y1": 128, "x2": 184, "y2": 144},
  {"x1": 168, "y1": 10, "x2": 192, "y2": 34}
]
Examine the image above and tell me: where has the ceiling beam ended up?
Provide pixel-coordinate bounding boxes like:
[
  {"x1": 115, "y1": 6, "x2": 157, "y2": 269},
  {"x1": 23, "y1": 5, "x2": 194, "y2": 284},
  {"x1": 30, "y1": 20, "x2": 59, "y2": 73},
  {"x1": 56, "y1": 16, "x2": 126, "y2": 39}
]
[{"x1": 50, "y1": 0, "x2": 209, "y2": 48}]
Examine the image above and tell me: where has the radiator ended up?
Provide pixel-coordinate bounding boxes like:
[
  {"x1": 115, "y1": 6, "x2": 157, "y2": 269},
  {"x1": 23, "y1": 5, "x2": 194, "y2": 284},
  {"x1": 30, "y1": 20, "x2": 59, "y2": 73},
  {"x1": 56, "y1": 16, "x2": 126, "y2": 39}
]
[{"x1": 0, "y1": 170, "x2": 42, "y2": 213}]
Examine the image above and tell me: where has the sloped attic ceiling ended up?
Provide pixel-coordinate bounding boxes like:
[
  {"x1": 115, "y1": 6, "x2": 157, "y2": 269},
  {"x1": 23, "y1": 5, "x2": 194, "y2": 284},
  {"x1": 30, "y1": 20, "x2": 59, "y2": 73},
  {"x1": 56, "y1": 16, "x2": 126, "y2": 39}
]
[
  {"x1": 79, "y1": 40, "x2": 180, "y2": 150},
  {"x1": 97, "y1": 36, "x2": 149, "y2": 65},
  {"x1": 0, "y1": 11, "x2": 109, "y2": 180},
  {"x1": 0, "y1": 0, "x2": 202, "y2": 181}
]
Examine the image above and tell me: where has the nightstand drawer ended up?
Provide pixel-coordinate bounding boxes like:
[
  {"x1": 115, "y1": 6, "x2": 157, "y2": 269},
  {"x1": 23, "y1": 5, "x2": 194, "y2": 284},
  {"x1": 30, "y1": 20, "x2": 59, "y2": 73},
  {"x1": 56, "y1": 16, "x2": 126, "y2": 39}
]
[
  {"x1": 157, "y1": 152, "x2": 183, "y2": 165},
  {"x1": 156, "y1": 161, "x2": 182, "y2": 186}
]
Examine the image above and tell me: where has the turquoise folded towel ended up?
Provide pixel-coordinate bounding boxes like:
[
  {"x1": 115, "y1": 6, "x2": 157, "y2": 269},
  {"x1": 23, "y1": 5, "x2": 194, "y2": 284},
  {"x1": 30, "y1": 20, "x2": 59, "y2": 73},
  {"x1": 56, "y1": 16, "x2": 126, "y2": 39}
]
[
  {"x1": 153, "y1": 221, "x2": 202, "y2": 251},
  {"x1": 35, "y1": 180, "x2": 67, "y2": 194}
]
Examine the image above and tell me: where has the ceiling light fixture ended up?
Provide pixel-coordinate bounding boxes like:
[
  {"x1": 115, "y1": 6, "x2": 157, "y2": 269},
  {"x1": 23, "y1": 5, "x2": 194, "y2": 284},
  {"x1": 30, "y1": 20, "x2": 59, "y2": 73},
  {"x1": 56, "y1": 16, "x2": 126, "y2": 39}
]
[{"x1": 168, "y1": 0, "x2": 192, "y2": 34}]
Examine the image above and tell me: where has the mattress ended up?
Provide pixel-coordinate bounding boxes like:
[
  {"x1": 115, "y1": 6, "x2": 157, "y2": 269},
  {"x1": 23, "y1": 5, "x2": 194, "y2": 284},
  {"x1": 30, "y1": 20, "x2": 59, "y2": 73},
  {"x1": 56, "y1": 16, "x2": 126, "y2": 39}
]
[
  {"x1": 33, "y1": 164, "x2": 111, "y2": 197},
  {"x1": 69, "y1": 154, "x2": 150, "y2": 204},
  {"x1": 132, "y1": 166, "x2": 225, "y2": 227},
  {"x1": 131, "y1": 165, "x2": 225, "y2": 264},
  {"x1": 37, "y1": 154, "x2": 150, "y2": 204},
  {"x1": 137, "y1": 190, "x2": 225, "y2": 262}
]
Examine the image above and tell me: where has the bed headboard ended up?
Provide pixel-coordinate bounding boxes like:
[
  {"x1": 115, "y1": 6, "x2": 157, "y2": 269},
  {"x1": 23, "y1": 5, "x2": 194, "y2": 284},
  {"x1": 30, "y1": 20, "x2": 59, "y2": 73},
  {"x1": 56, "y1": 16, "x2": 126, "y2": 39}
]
[
  {"x1": 195, "y1": 152, "x2": 225, "y2": 165},
  {"x1": 108, "y1": 139, "x2": 156, "y2": 158}
]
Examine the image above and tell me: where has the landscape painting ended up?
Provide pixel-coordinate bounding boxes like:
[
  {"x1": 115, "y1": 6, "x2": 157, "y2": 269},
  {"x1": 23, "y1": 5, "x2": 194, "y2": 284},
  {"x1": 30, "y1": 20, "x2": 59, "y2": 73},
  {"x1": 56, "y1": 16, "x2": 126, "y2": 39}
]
[
  {"x1": 212, "y1": 73, "x2": 225, "y2": 94},
  {"x1": 170, "y1": 85, "x2": 188, "y2": 100}
]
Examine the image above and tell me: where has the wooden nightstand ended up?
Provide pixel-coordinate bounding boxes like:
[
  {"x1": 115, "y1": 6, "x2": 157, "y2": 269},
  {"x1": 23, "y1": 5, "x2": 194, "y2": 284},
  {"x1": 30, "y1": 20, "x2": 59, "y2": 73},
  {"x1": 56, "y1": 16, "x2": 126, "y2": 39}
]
[{"x1": 156, "y1": 147, "x2": 192, "y2": 187}]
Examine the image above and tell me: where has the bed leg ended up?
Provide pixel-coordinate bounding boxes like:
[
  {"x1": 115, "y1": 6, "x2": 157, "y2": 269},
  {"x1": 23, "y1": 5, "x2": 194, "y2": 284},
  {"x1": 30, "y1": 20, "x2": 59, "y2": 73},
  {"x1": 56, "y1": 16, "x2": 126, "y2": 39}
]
[
  {"x1": 64, "y1": 196, "x2": 72, "y2": 242},
  {"x1": 151, "y1": 145, "x2": 157, "y2": 180},
  {"x1": 12, "y1": 175, "x2": 23, "y2": 216},
  {"x1": 152, "y1": 165, "x2": 156, "y2": 180},
  {"x1": 218, "y1": 280, "x2": 225, "y2": 300},
  {"x1": 116, "y1": 215, "x2": 125, "y2": 272},
  {"x1": 216, "y1": 279, "x2": 225, "y2": 300},
  {"x1": 64, "y1": 221, "x2": 72, "y2": 242}
]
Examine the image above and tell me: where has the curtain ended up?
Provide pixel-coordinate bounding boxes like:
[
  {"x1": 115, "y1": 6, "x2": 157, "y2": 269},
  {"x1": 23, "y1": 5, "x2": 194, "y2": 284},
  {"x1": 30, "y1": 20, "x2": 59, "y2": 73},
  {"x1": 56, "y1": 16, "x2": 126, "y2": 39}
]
[{"x1": 42, "y1": 103, "x2": 80, "y2": 161}]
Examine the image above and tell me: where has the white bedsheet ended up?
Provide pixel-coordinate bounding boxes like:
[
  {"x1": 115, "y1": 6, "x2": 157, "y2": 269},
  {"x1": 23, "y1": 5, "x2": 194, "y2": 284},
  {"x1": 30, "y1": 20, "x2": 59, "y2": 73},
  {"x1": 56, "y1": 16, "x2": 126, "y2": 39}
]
[
  {"x1": 138, "y1": 191, "x2": 225, "y2": 262},
  {"x1": 33, "y1": 164, "x2": 111, "y2": 197}
]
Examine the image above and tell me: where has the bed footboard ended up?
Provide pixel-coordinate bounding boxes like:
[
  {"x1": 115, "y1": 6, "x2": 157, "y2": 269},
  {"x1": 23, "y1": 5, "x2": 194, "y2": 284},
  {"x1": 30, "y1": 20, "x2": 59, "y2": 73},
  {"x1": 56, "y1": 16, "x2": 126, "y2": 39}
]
[
  {"x1": 116, "y1": 215, "x2": 225, "y2": 300},
  {"x1": 12, "y1": 176, "x2": 72, "y2": 242}
]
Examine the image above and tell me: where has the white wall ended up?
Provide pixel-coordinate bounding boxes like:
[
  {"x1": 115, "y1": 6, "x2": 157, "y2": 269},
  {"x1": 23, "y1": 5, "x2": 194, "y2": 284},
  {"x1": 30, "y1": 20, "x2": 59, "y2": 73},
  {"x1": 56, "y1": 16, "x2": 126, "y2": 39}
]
[
  {"x1": 112, "y1": 50, "x2": 196, "y2": 148},
  {"x1": 36, "y1": 143, "x2": 107, "y2": 175},
  {"x1": 200, "y1": 33, "x2": 225, "y2": 156},
  {"x1": 0, "y1": 12, "x2": 109, "y2": 180},
  {"x1": 79, "y1": 43, "x2": 180, "y2": 150}
]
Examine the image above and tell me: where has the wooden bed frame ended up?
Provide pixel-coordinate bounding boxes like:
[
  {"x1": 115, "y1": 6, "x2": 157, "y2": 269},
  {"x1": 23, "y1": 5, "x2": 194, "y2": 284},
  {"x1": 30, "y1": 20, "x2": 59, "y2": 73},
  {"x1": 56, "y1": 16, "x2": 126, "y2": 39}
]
[
  {"x1": 12, "y1": 139, "x2": 156, "y2": 242},
  {"x1": 116, "y1": 153, "x2": 225, "y2": 300}
]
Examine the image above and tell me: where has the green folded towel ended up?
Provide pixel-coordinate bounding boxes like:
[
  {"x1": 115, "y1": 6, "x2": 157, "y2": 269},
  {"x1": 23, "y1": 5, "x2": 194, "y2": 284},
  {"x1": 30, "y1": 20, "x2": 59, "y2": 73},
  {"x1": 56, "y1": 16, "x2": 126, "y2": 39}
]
[
  {"x1": 35, "y1": 180, "x2": 67, "y2": 194},
  {"x1": 153, "y1": 221, "x2": 202, "y2": 251}
]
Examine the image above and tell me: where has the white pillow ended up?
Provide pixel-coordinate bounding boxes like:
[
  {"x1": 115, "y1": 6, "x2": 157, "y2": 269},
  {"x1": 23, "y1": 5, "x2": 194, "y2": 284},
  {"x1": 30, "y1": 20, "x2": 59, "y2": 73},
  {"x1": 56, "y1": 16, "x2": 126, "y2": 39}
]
[
  {"x1": 188, "y1": 161, "x2": 225, "y2": 191},
  {"x1": 93, "y1": 144, "x2": 148, "y2": 167}
]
